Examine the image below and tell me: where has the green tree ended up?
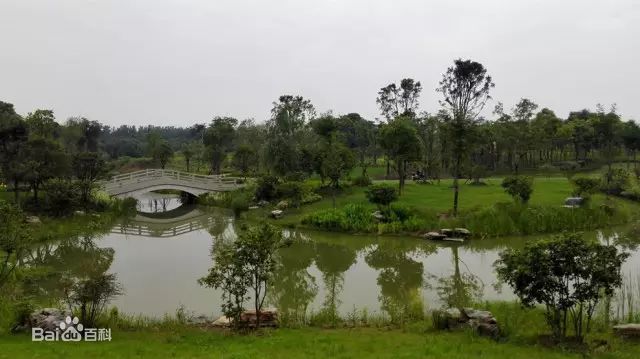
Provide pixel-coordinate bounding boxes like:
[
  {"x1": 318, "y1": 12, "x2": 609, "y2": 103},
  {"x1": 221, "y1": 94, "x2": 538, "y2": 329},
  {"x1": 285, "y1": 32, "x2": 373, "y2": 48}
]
[
  {"x1": 495, "y1": 232, "x2": 628, "y2": 341},
  {"x1": 593, "y1": 104, "x2": 622, "y2": 181},
  {"x1": 365, "y1": 183, "x2": 398, "y2": 213},
  {"x1": 43, "y1": 179, "x2": 81, "y2": 216},
  {"x1": 233, "y1": 144, "x2": 258, "y2": 178},
  {"x1": 379, "y1": 117, "x2": 422, "y2": 195},
  {"x1": 201, "y1": 222, "x2": 285, "y2": 330},
  {"x1": 199, "y1": 241, "x2": 250, "y2": 330},
  {"x1": 571, "y1": 176, "x2": 601, "y2": 200},
  {"x1": 437, "y1": 59, "x2": 494, "y2": 216},
  {"x1": 0, "y1": 102, "x2": 28, "y2": 203},
  {"x1": 621, "y1": 120, "x2": 640, "y2": 168},
  {"x1": 204, "y1": 117, "x2": 237, "y2": 174},
  {"x1": 0, "y1": 201, "x2": 32, "y2": 288},
  {"x1": 236, "y1": 223, "x2": 285, "y2": 329},
  {"x1": 265, "y1": 95, "x2": 315, "y2": 177},
  {"x1": 269, "y1": 95, "x2": 315, "y2": 136},
  {"x1": 376, "y1": 78, "x2": 422, "y2": 120},
  {"x1": 20, "y1": 138, "x2": 70, "y2": 204},
  {"x1": 338, "y1": 113, "x2": 376, "y2": 177},
  {"x1": 501, "y1": 176, "x2": 534, "y2": 203},
  {"x1": 72, "y1": 152, "x2": 107, "y2": 205},
  {"x1": 181, "y1": 142, "x2": 196, "y2": 172},
  {"x1": 156, "y1": 141, "x2": 173, "y2": 169},
  {"x1": 25, "y1": 109, "x2": 59, "y2": 139},
  {"x1": 64, "y1": 273, "x2": 123, "y2": 328}
]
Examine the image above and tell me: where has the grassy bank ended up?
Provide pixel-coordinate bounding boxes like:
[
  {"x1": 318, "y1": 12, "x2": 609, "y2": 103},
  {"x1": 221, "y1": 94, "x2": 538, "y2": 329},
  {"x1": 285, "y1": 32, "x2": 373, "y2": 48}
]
[
  {"x1": 243, "y1": 176, "x2": 640, "y2": 237},
  {"x1": 2, "y1": 301, "x2": 639, "y2": 358},
  {"x1": 3, "y1": 327, "x2": 633, "y2": 359}
]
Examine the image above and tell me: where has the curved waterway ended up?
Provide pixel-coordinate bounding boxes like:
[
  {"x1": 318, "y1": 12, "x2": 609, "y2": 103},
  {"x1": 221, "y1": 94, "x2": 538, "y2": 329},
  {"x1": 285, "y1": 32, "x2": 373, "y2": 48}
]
[{"x1": 34, "y1": 194, "x2": 640, "y2": 319}]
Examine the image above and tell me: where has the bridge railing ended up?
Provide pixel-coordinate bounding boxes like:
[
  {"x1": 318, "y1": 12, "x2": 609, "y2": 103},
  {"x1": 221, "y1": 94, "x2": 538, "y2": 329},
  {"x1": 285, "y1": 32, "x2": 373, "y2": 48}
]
[
  {"x1": 102, "y1": 169, "x2": 244, "y2": 195},
  {"x1": 109, "y1": 169, "x2": 239, "y2": 184}
]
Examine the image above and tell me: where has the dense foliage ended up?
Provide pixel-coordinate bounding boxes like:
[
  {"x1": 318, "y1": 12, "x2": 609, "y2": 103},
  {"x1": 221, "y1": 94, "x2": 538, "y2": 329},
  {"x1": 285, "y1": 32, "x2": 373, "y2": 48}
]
[
  {"x1": 496, "y1": 232, "x2": 628, "y2": 341},
  {"x1": 199, "y1": 223, "x2": 285, "y2": 329},
  {"x1": 501, "y1": 176, "x2": 534, "y2": 203}
]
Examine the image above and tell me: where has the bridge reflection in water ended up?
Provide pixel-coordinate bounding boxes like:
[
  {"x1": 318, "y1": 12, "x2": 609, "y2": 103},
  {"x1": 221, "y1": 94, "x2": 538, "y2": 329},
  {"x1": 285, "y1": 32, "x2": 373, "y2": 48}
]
[{"x1": 112, "y1": 202, "x2": 222, "y2": 238}]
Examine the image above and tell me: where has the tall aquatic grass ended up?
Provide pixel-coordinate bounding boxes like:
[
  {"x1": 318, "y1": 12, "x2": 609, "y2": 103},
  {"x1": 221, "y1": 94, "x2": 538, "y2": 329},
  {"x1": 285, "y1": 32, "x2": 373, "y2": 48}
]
[
  {"x1": 460, "y1": 202, "x2": 631, "y2": 238},
  {"x1": 301, "y1": 203, "x2": 439, "y2": 234},
  {"x1": 302, "y1": 200, "x2": 630, "y2": 238},
  {"x1": 612, "y1": 273, "x2": 640, "y2": 324}
]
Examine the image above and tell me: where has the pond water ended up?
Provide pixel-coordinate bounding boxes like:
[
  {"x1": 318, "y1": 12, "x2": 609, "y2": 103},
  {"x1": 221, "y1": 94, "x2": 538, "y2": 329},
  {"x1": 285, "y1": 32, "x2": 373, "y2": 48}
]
[{"x1": 32, "y1": 194, "x2": 640, "y2": 320}]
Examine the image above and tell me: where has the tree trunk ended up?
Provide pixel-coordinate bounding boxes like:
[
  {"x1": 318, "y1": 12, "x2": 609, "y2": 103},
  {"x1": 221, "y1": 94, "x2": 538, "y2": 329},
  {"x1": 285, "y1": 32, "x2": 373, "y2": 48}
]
[
  {"x1": 453, "y1": 177, "x2": 459, "y2": 217},
  {"x1": 32, "y1": 183, "x2": 39, "y2": 204},
  {"x1": 13, "y1": 178, "x2": 19, "y2": 204},
  {"x1": 386, "y1": 157, "x2": 390, "y2": 178}
]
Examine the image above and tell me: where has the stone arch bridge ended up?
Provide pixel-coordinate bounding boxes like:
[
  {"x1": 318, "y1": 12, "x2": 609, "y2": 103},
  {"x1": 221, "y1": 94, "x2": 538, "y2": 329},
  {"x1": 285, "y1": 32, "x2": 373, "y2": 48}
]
[{"x1": 102, "y1": 169, "x2": 243, "y2": 198}]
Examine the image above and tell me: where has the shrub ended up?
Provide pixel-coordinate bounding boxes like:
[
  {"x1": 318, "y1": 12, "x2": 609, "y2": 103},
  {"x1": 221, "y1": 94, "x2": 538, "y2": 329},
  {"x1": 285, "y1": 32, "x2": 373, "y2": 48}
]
[
  {"x1": 389, "y1": 204, "x2": 413, "y2": 222},
  {"x1": 365, "y1": 183, "x2": 398, "y2": 212},
  {"x1": 43, "y1": 179, "x2": 82, "y2": 216},
  {"x1": 496, "y1": 232, "x2": 629, "y2": 341},
  {"x1": 501, "y1": 176, "x2": 533, "y2": 203},
  {"x1": 342, "y1": 204, "x2": 372, "y2": 231},
  {"x1": 602, "y1": 168, "x2": 630, "y2": 196},
  {"x1": 571, "y1": 176, "x2": 601, "y2": 198},
  {"x1": 64, "y1": 273, "x2": 123, "y2": 328},
  {"x1": 255, "y1": 176, "x2": 279, "y2": 202},
  {"x1": 301, "y1": 192, "x2": 322, "y2": 204},
  {"x1": 113, "y1": 197, "x2": 138, "y2": 217},
  {"x1": 276, "y1": 181, "x2": 304, "y2": 207},
  {"x1": 230, "y1": 193, "x2": 250, "y2": 217},
  {"x1": 302, "y1": 209, "x2": 348, "y2": 232},
  {"x1": 351, "y1": 175, "x2": 372, "y2": 187},
  {"x1": 469, "y1": 165, "x2": 487, "y2": 185}
]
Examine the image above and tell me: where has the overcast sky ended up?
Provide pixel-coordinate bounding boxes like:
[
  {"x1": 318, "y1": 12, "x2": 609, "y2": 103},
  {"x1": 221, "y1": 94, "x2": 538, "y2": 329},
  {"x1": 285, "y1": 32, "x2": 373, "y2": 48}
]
[{"x1": 1, "y1": 0, "x2": 638, "y2": 127}]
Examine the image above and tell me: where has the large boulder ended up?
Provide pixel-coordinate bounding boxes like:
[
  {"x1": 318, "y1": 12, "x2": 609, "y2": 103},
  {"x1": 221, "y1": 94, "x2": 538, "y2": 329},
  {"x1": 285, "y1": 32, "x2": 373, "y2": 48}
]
[
  {"x1": 30, "y1": 308, "x2": 72, "y2": 332},
  {"x1": 211, "y1": 315, "x2": 231, "y2": 328},
  {"x1": 25, "y1": 216, "x2": 41, "y2": 225},
  {"x1": 187, "y1": 314, "x2": 210, "y2": 326},
  {"x1": 210, "y1": 309, "x2": 279, "y2": 328},
  {"x1": 613, "y1": 324, "x2": 640, "y2": 339},
  {"x1": 271, "y1": 210, "x2": 284, "y2": 219},
  {"x1": 240, "y1": 308, "x2": 279, "y2": 328},
  {"x1": 433, "y1": 307, "x2": 499, "y2": 338},
  {"x1": 371, "y1": 211, "x2": 386, "y2": 221}
]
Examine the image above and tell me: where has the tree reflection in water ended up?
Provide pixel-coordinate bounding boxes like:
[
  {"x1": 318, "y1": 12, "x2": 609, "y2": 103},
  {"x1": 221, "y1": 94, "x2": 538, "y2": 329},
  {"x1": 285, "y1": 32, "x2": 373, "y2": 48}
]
[
  {"x1": 314, "y1": 241, "x2": 357, "y2": 325},
  {"x1": 434, "y1": 245, "x2": 484, "y2": 309},
  {"x1": 268, "y1": 231, "x2": 318, "y2": 324},
  {"x1": 366, "y1": 240, "x2": 433, "y2": 324},
  {"x1": 20, "y1": 235, "x2": 116, "y2": 308}
]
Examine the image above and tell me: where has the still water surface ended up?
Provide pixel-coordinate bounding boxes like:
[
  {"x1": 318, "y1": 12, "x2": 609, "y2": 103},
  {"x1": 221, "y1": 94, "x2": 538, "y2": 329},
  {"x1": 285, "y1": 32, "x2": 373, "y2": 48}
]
[{"x1": 39, "y1": 194, "x2": 640, "y2": 318}]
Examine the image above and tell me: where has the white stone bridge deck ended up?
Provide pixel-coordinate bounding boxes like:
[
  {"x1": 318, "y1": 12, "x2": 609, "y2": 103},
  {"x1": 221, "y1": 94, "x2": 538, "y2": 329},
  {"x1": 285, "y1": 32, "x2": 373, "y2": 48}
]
[{"x1": 102, "y1": 169, "x2": 243, "y2": 198}]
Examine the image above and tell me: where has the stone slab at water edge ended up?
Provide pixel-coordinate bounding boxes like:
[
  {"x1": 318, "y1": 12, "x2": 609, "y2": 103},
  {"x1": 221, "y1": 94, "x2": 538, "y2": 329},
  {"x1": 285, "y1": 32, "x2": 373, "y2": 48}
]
[{"x1": 423, "y1": 228, "x2": 471, "y2": 242}]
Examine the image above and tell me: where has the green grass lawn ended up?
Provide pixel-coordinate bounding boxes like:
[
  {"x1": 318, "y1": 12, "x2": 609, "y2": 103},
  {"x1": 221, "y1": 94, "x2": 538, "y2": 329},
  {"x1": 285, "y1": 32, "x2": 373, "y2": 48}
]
[
  {"x1": 245, "y1": 174, "x2": 640, "y2": 234},
  {"x1": 257, "y1": 176, "x2": 604, "y2": 223},
  {"x1": 1, "y1": 327, "x2": 638, "y2": 359}
]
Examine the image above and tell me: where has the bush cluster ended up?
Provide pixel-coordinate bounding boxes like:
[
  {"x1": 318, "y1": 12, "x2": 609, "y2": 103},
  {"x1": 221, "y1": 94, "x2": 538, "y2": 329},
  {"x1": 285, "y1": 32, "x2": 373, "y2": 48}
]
[{"x1": 302, "y1": 203, "x2": 433, "y2": 234}]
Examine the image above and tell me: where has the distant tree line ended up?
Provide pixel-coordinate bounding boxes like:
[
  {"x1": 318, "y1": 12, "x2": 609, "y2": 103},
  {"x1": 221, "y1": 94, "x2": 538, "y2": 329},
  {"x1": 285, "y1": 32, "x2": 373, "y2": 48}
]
[{"x1": 2, "y1": 58, "x2": 639, "y2": 215}]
